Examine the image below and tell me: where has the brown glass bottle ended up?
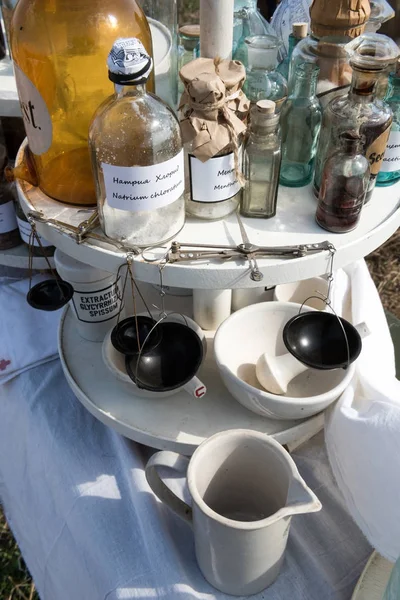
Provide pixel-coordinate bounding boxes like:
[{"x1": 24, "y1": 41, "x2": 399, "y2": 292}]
[{"x1": 10, "y1": 0, "x2": 153, "y2": 206}]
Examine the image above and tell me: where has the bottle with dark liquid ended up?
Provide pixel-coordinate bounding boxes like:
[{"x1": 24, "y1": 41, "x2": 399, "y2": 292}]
[
  {"x1": 316, "y1": 131, "x2": 369, "y2": 233},
  {"x1": 313, "y1": 34, "x2": 399, "y2": 203}
]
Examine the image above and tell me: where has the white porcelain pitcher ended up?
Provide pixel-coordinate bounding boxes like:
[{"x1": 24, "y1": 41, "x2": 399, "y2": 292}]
[{"x1": 145, "y1": 429, "x2": 322, "y2": 596}]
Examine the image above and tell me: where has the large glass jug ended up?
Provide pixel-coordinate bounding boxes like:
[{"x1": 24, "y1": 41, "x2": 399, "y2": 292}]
[{"x1": 10, "y1": 0, "x2": 154, "y2": 206}]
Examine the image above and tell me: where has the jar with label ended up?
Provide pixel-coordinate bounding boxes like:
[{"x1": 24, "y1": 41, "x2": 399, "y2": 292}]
[
  {"x1": 377, "y1": 60, "x2": 400, "y2": 187},
  {"x1": 54, "y1": 250, "x2": 125, "y2": 342},
  {"x1": 89, "y1": 38, "x2": 185, "y2": 247},
  {"x1": 179, "y1": 57, "x2": 250, "y2": 220},
  {"x1": 316, "y1": 131, "x2": 370, "y2": 233},
  {"x1": 313, "y1": 34, "x2": 399, "y2": 203},
  {"x1": 15, "y1": 201, "x2": 55, "y2": 257},
  {"x1": 10, "y1": 0, "x2": 153, "y2": 206},
  {"x1": 0, "y1": 166, "x2": 21, "y2": 250}
]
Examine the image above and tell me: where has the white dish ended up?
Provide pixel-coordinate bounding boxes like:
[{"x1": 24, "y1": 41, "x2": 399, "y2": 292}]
[
  {"x1": 214, "y1": 301, "x2": 356, "y2": 420},
  {"x1": 102, "y1": 312, "x2": 206, "y2": 398},
  {"x1": 58, "y1": 306, "x2": 324, "y2": 455}
]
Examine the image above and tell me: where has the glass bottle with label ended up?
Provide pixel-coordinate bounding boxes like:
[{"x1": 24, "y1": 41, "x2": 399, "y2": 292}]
[
  {"x1": 280, "y1": 63, "x2": 322, "y2": 187},
  {"x1": 89, "y1": 38, "x2": 185, "y2": 247},
  {"x1": 180, "y1": 57, "x2": 249, "y2": 220},
  {"x1": 313, "y1": 34, "x2": 399, "y2": 202},
  {"x1": 276, "y1": 22, "x2": 308, "y2": 82},
  {"x1": 377, "y1": 61, "x2": 400, "y2": 187},
  {"x1": 316, "y1": 131, "x2": 369, "y2": 232},
  {"x1": 244, "y1": 35, "x2": 288, "y2": 107},
  {"x1": 241, "y1": 100, "x2": 281, "y2": 218},
  {"x1": 15, "y1": 201, "x2": 55, "y2": 257},
  {"x1": 10, "y1": 0, "x2": 153, "y2": 206}
]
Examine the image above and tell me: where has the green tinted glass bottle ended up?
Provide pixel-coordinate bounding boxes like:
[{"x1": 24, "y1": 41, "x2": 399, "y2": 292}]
[{"x1": 279, "y1": 62, "x2": 322, "y2": 187}]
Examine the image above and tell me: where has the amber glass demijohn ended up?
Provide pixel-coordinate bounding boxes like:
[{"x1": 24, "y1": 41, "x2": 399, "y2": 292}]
[{"x1": 10, "y1": 0, "x2": 153, "y2": 206}]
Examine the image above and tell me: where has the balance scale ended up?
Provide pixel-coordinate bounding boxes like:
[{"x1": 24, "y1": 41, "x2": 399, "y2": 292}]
[{"x1": 12, "y1": 138, "x2": 400, "y2": 454}]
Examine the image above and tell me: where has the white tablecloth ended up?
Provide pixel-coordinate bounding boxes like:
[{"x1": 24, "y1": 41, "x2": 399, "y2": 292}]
[{"x1": 0, "y1": 355, "x2": 372, "y2": 600}]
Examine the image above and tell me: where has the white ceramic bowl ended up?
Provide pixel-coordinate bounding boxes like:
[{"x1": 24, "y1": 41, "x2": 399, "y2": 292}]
[
  {"x1": 214, "y1": 301, "x2": 355, "y2": 420},
  {"x1": 102, "y1": 313, "x2": 206, "y2": 398},
  {"x1": 274, "y1": 277, "x2": 328, "y2": 311}
]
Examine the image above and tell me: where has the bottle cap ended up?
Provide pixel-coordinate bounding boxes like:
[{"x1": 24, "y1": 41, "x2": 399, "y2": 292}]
[
  {"x1": 107, "y1": 38, "x2": 153, "y2": 84},
  {"x1": 179, "y1": 24, "x2": 200, "y2": 38},
  {"x1": 292, "y1": 23, "x2": 308, "y2": 38},
  {"x1": 256, "y1": 100, "x2": 276, "y2": 114}
]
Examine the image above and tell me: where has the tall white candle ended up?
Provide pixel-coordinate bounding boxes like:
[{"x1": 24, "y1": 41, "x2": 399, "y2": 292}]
[{"x1": 200, "y1": 0, "x2": 234, "y2": 60}]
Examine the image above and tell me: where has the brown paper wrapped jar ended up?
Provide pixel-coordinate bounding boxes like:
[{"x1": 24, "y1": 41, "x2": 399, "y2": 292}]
[
  {"x1": 179, "y1": 57, "x2": 250, "y2": 220},
  {"x1": 310, "y1": 0, "x2": 370, "y2": 39}
]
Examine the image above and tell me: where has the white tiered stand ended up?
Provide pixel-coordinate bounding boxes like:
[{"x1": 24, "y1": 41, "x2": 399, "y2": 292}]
[{"x1": 16, "y1": 167, "x2": 400, "y2": 454}]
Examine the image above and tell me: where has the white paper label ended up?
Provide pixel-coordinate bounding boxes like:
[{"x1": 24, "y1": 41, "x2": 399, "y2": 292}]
[
  {"x1": 189, "y1": 152, "x2": 241, "y2": 202},
  {"x1": 380, "y1": 130, "x2": 400, "y2": 173},
  {"x1": 16, "y1": 217, "x2": 52, "y2": 247},
  {"x1": 0, "y1": 201, "x2": 17, "y2": 234},
  {"x1": 102, "y1": 150, "x2": 184, "y2": 212},
  {"x1": 13, "y1": 63, "x2": 53, "y2": 155},
  {"x1": 71, "y1": 279, "x2": 123, "y2": 323}
]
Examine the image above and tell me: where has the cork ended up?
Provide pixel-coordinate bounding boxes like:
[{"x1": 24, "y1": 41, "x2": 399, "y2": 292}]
[
  {"x1": 256, "y1": 100, "x2": 276, "y2": 114},
  {"x1": 309, "y1": 0, "x2": 370, "y2": 38},
  {"x1": 292, "y1": 23, "x2": 308, "y2": 39},
  {"x1": 179, "y1": 24, "x2": 200, "y2": 38}
]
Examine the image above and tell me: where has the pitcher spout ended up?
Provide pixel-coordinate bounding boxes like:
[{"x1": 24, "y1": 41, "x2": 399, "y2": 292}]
[{"x1": 282, "y1": 475, "x2": 322, "y2": 517}]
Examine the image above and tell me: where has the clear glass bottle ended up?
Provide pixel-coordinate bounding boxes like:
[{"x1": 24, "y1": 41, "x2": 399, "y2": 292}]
[
  {"x1": 279, "y1": 63, "x2": 322, "y2": 187},
  {"x1": 10, "y1": 0, "x2": 153, "y2": 206},
  {"x1": 241, "y1": 100, "x2": 281, "y2": 218},
  {"x1": 178, "y1": 25, "x2": 200, "y2": 96},
  {"x1": 276, "y1": 22, "x2": 308, "y2": 82},
  {"x1": 244, "y1": 35, "x2": 288, "y2": 106},
  {"x1": 377, "y1": 61, "x2": 400, "y2": 187},
  {"x1": 89, "y1": 38, "x2": 185, "y2": 247},
  {"x1": 313, "y1": 34, "x2": 399, "y2": 203},
  {"x1": 316, "y1": 131, "x2": 369, "y2": 232},
  {"x1": 233, "y1": 0, "x2": 274, "y2": 60}
]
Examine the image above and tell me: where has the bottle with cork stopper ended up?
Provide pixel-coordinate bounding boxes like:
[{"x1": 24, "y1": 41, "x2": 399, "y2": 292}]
[{"x1": 241, "y1": 99, "x2": 281, "y2": 219}]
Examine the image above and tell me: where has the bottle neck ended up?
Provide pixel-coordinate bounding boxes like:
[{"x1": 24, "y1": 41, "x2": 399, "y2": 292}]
[
  {"x1": 114, "y1": 83, "x2": 147, "y2": 98},
  {"x1": 287, "y1": 33, "x2": 301, "y2": 58},
  {"x1": 349, "y1": 67, "x2": 380, "y2": 103},
  {"x1": 290, "y1": 71, "x2": 318, "y2": 98}
]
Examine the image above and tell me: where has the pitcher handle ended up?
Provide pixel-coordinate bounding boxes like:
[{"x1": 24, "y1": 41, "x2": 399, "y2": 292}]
[{"x1": 145, "y1": 451, "x2": 192, "y2": 525}]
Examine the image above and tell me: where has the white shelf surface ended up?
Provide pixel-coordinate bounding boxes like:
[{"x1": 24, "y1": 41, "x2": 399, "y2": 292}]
[
  {"x1": 58, "y1": 305, "x2": 324, "y2": 455},
  {"x1": 18, "y1": 172, "x2": 400, "y2": 289}
]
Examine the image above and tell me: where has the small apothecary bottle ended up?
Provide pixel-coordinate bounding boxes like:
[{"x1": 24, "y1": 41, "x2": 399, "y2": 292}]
[
  {"x1": 179, "y1": 58, "x2": 250, "y2": 220},
  {"x1": 316, "y1": 131, "x2": 369, "y2": 233},
  {"x1": 276, "y1": 22, "x2": 308, "y2": 82},
  {"x1": 241, "y1": 100, "x2": 281, "y2": 218},
  {"x1": 377, "y1": 60, "x2": 400, "y2": 187},
  {"x1": 279, "y1": 62, "x2": 322, "y2": 187},
  {"x1": 89, "y1": 38, "x2": 185, "y2": 247},
  {"x1": 313, "y1": 34, "x2": 399, "y2": 203}
]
